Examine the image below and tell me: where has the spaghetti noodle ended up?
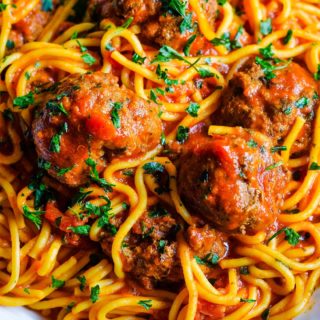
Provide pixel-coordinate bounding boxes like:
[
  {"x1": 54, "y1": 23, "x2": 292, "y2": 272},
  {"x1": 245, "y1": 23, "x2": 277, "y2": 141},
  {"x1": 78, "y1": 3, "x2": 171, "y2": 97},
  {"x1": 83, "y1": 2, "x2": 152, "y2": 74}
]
[{"x1": 0, "y1": 0, "x2": 320, "y2": 319}]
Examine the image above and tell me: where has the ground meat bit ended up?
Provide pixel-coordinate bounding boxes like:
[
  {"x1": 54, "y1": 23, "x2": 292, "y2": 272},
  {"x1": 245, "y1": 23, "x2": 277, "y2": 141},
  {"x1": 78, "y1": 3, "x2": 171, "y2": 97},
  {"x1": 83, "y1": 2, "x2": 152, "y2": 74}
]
[
  {"x1": 100, "y1": 204, "x2": 228, "y2": 289},
  {"x1": 32, "y1": 72, "x2": 162, "y2": 187},
  {"x1": 178, "y1": 131, "x2": 288, "y2": 234},
  {"x1": 8, "y1": 1, "x2": 59, "y2": 49},
  {"x1": 88, "y1": 0, "x2": 217, "y2": 51},
  {"x1": 214, "y1": 58, "x2": 318, "y2": 154}
]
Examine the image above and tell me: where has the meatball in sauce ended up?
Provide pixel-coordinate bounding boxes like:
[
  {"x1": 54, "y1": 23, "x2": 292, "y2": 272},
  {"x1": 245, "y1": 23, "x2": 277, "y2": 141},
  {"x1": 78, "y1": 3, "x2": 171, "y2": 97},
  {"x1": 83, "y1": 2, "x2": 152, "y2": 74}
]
[
  {"x1": 88, "y1": 0, "x2": 217, "y2": 51},
  {"x1": 32, "y1": 72, "x2": 162, "y2": 187},
  {"x1": 178, "y1": 130, "x2": 288, "y2": 234},
  {"x1": 214, "y1": 58, "x2": 318, "y2": 154}
]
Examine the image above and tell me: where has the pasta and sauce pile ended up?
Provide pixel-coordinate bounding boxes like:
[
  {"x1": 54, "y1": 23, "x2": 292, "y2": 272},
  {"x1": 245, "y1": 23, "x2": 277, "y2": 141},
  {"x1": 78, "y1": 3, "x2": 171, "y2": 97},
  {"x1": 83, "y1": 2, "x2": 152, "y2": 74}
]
[{"x1": 1, "y1": 0, "x2": 320, "y2": 319}]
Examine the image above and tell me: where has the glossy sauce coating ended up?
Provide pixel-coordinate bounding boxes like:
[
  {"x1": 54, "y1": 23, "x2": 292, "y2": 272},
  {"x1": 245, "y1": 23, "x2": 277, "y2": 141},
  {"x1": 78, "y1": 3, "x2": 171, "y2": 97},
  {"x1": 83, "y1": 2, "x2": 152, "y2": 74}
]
[
  {"x1": 32, "y1": 72, "x2": 162, "y2": 187},
  {"x1": 214, "y1": 58, "x2": 318, "y2": 154},
  {"x1": 178, "y1": 130, "x2": 288, "y2": 233}
]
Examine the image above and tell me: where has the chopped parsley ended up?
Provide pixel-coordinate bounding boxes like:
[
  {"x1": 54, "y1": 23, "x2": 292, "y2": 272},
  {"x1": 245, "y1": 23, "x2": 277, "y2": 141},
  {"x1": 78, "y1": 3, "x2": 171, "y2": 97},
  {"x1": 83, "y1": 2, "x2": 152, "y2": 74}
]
[
  {"x1": 6, "y1": 40, "x2": 15, "y2": 49},
  {"x1": 194, "y1": 253, "x2": 219, "y2": 268},
  {"x1": 314, "y1": 65, "x2": 320, "y2": 81},
  {"x1": 55, "y1": 165, "x2": 74, "y2": 176},
  {"x1": 110, "y1": 102, "x2": 123, "y2": 128},
  {"x1": 259, "y1": 44, "x2": 274, "y2": 59},
  {"x1": 158, "y1": 239, "x2": 167, "y2": 254},
  {"x1": 41, "y1": 0, "x2": 53, "y2": 11},
  {"x1": 121, "y1": 17, "x2": 134, "y2": 29},
  {"x1": 260, "y1": 18, "x2": 272, "y2": 36},
  {"x1": 185, "y1": 102, "x2": 200, "y2": 117},
  {"x1": 143, "y1": 162, "x2": 165, "y2": 174},
  {"x1": 267, "y1": 227, "x2": 300, "y2": 245},
  {"x1": 132, "y1": 53, "x2": 146, "y2": 65},
  {"x1": 85, "y1": 158, "x2": 114, "y2": 192},
  {"x1": 183, "y1": 34, "x2": 196, "y2": 56},
  {"x1": 211, "y1": 27, "x2": 243, "y2": 51},
  {"x1": 162, "y1": 0, "x2": 186, "y2": 17},
  {"x1": 240, "y1": 298, "x2": 256, "y2": 303},
  {"x1": 149, "y1": 204, "x2": 169, "y2": 218},
  {"x1": 23, "y1": 288, "x2": 30, "y2": 294},
  {"x1": 138, "y1": 299, "x2": 152, "y2": 310},
  {"x1": 46, "y1": 100, "x2": 68, "y2": 116},
  {"x1": 218, "y1": 0, "x2": 227, "y2": 5},
  {"x1": 255, "y1": 57, "x2": 276, "y2": 81},
  {"x1": 265, "y1": 161, "x2": 283, "y2": 171},
  {"x1": 180, "y1": 13, "x2": 193, "y2": 33},
  {"x1": 49, "y1": 122, "x2": 68, "y2": 153},
  {"x1": 90, "y1": 285, "x2": 100, "y2": 303},
  {"x1": 68, "y1": 225, "x2": 91, "y2": 235},
  {"x1": 271, "y1": 146, "x2": 287, "y2": 153},
  {"x1": 0, "y1": 4, "x2": 8, "y2": 11},
  {"x1": 51, "y1": 276, "x2": 65, "y2": 289},
  {"x1": 76, "y1": 40, "x2": 87, "y2": 53},
  {"x1": 176, "y1": 125, "x2": 189, "y2": 143},
  {"x1": 22, "y1": 205, "x2": 44, "y2": 230},
  {"x1": 309, "y1": 162, "x2": 320, "y2": 170},
  {"x1": 247, "y1": 139, "x2": 258, "y2": 148},
  {"x1": 70, "y1": 189, "x2": 92, "y2": 206},
  {"x1": 13, "y1": 92, "x2": 34, "y2": 109},
  {"x1": 295, "y1": 97, "x2": 309, "y2": 109},
  {"x1": 283, "y1": 30, "x2": 293, "y2": 45},
  {"x1": 77, "y1": 275, "x2": 86, "y2": 291},
  {"x1": 71, "y1": 31, "x2": 78, "y2": 40},
  {"x1": 81, "y1": 53, "x2": 96, "y2": 66}
]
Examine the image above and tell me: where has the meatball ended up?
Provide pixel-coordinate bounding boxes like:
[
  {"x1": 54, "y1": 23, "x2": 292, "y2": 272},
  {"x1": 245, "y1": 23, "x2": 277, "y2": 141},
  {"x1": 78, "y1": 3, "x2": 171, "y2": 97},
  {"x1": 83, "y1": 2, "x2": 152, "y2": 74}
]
[
  {"x1": 178, "y1": 131, "x2": 288, "y2": 233},
  {"x1": 100, "y1": 203, "x2": 227, "y2": 289},
  {"x1": 32, "y1": 72, "x2": 162, "y2": 187},
  {"x1": 8, "y1": 1, "x2": 59, "y2": 49},
  {"x1": 214, "y1": 58, "x2": 318, "y2": 154},
  {"x1": 88, "y1": 0, "x2": 217, "y2": 50}
]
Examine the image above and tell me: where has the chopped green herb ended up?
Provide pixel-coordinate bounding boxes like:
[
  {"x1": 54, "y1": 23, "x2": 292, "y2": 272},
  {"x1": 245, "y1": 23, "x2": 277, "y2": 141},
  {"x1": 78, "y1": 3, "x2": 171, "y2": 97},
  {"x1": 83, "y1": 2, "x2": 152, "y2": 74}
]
[
  {"x1": 46, "y1": 100, "x2": 69, "y2": 116},
  {"x1": 271, "y1": 146, "x2": 287, "y2": 153},
  {"x1": 49, "y1": 122, "x2": 68, "y2": 153},
  {"x1": 123, "y1": 169, "x2": 134, "y2": 176},
  {"x1": 70, "y1": 189, "x2": 92, "y2": 206},
  {"x1": 132, "y1": 53, "x2": 146, "y2": 65},
  {"x1": 283, "y1": 30, "x2": 293, "y2": 45},
  {"x1": 240, "y1": 298, "x2": 256, "y2": 303},
  {"x1": 85, "y1": 158, "x2": 114, "y2": 192},
  {"x1": 25, "y1": 71, "x2": 31, "y2": 80},
  {"x1": 180, "y1": 13, "x2": 193, "y2": 33},
  {"x1": 247, "y1": 139, "x2": 258, "y2": 148},
  {"x1": 23, "y1": 288, "x2": 30, "y2": 294},
  {"x1": 160, "y1": 132, "x2": 166, "y2": 145},
  {"x1": 68, "y1": 225, "x2": 91, "y2": 235},
  {"x1": 186, "y1": 102, "x2": 200, "y2": 117},
  {"x1": 71, "y1": 31, "x2": 78, "y2": 40},
  {"x1": 22, "y1": 205, "x2": 44, "y2": 230},
  {"x1": 41, "y1": 0, "x2": 53, "y2": 11},
  {"x1": 265, "y1": 161, "x2": 283, "y2": 171},
  {"x1": 295, "y1": 97, "x2": 309, "y2": 109},
  {"x1": 218, "y1": 0, "x2": 227, "y2": 5},
  {"x1": 66, "y1": 302, "x2": 76, "y2": 313},
  {"x1": 183, "y1": 34, "x2": 196, "y2": 56},
  {"x1": 110, "y1": 102, "x2": 123, "y2": 129},
  {"x1": 81, "y1": 53, "x2": 96, "y2": 66},
  {"x1": 77, "y1": 275, "x2": 86, "y2": 291},
  {"x1": 194, "y1": 253, "x2": 219, "y2": 267},
  {"x1": 176, "y1": 125, "x2": 189, "y2": 143},
  {"x1": 143, "y1": 162, "x2": 165, "y2": 174},
  {"x1": 158, "y1": 239, "x2": 167, "y2": 254},
  {"x1": 162, "y1": 0, "x2": 186, "y2": 17},
  {"x1": 13, "y1": 92, "x2": 34, "y2": 109},
  {"x1": 121, "y1": 17, "x2": 134, "y2": 29},
  {"x1": 90, "y1": 285, "x2": 100, "y2": 303},
  {"x1": 0, "y1": 4, "x2": 8, "y2": 12},
  {"x1": 260, "y1": 18, "x2": 272, "y2": 36},
  {"x1": 267, "y1": 227, "x2": 300, "y2": 245},
  {"x1": 105, "y1": 43, "x2": 114, "y2": 51},
  {"x1": 6, "y1": 40, "x2": 15, "y2": 49},
  {"x1": 51, "y1": 275, "x2": 65, "y2": 289},
  {"x1": 149, "y1": 204, "x2": 169, "y2": 218},
  {"x1": 309, "y1": 162, "x2": 320, "y2": 170},
  {"x1": 55, "y1": 165, "x2": 74, "y2": 176},
  {"x1": 259, "y1": 44, "x2": 274, "y2": 59},
  {"x1": 314, "y1": 65, "x2": 320, "y2": 81},
  {"x1": 76, "y1": 40, "x2": 87, "y2": 53},
  {"x1": 138, "y1": 299, "x2": 152, "y2": 310}
]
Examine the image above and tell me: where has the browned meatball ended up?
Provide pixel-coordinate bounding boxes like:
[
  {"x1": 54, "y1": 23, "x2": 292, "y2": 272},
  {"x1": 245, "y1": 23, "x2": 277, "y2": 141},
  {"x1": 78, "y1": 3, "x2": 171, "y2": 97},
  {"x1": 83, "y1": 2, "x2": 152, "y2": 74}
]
[
  {"x1": 88, "y1": 0, "x2": 217, "y2": 50},
  {"x1": 32, "y1": 72, "x2": 162, "y2": 187},
  {"x1": 178, "y1": 131, "x2": 288, "y2": 233},
  {"x1": 100, "y1": 203, "x2": 227, "y2": 289},
  {"x1": 8, "y1": 1, "x2": 59, "y2": 49},
  {"x1": 214, "y1": 58, "x2": 318, "y2": 154}
]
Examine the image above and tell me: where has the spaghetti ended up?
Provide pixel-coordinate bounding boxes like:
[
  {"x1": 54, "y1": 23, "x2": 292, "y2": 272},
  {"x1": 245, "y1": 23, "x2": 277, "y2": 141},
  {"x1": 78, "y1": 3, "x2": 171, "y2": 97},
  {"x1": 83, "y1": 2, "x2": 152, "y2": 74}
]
[{"x1": 0, "y1": 0, "x2": 320, "y2": 319}]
